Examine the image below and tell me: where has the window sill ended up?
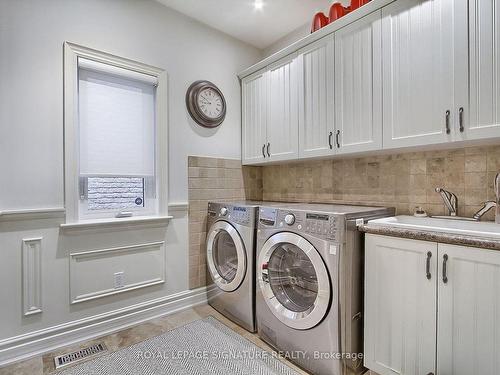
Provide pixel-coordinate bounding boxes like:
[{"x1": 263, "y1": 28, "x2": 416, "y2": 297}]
[{"x1": 60, "y1": 215, "x2": 173, "y2": 232}]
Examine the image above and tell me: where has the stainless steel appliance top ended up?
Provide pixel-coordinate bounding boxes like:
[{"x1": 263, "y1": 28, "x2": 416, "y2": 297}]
[{"x1": 286, "y1": 203, "x2": 395, "y2": 219}]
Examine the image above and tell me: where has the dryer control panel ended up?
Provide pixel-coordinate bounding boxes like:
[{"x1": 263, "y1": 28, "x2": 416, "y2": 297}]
[
  {"x1": 259, "y1": 207, "x2": 344, "y2": 243},
  {"x1": 231, "y1": 206, "x2": 251, "y2": 225}
]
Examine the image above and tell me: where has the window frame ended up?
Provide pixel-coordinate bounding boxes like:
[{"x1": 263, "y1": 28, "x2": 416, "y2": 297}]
[{"x1": 63, "y1": 42, "x2": 168, "y2": 224}]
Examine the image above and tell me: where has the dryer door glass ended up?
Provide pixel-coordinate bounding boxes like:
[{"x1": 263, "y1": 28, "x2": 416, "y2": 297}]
[
  {"x1": 213, "y1": 231, "x2": 238, "y2": 282},
  {"x1": 206, "y1": 221, "x2": 247, "y2": 292},
  {"x1": 258, "y1": 232, "x2": 331, "y2": 330},
  {"x1": 267, "y1": 243, "x2": 318, "y2": 312}
]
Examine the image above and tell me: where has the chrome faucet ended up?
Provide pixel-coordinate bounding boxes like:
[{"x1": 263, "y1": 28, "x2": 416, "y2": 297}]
[
  {"x1": 435, "y1": 187, "x2": 458, "y2": 216},
  {"x1": 473, "y1": 201, "x2": 497, "y2": 221}
]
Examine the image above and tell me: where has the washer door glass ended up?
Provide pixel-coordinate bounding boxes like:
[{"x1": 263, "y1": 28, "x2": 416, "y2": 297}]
[
  {"x1": 268, "y1": 243, "x2": 318, "y2": 312},
  {"x1": 207, "y1": 221, "x2": 246, "y2": 292},
  {"x1": 258, "y1": 232, "x2": 331, "y2": 330},
  {"x1": 213, "y1": 231, "x2": 238, "y2": 282}
]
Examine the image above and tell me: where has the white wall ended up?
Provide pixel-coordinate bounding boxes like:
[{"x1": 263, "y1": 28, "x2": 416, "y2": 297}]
[
  {"x1": 261, "y1": 22, "x2": 311, "y2": 58},
  {"x1": 261, "y1": 0, "x2": 351, "y2": 58},
  {"x1": 0, "y1": 0, "x2": 261, "y2": 351},
  {"x1": 0, "y1": 0, "x2": 261, "y2": 208}
]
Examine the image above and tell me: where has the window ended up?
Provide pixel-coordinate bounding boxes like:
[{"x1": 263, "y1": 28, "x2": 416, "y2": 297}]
[{"x1": 64, "y1": 43, "x2": 167, "y2": 222}]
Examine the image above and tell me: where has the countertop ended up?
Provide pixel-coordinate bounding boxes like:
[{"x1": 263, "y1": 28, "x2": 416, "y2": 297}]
[{"x1": 359, "y1": 222, "x2": 500, "y2": 251}]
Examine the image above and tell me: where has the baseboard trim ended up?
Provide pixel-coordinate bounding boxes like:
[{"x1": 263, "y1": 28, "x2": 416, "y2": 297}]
[{"x1": 0, "y1": 287, "x2": 207, "y2": 367}]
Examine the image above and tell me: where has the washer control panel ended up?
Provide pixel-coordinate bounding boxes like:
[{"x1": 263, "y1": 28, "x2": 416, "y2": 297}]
[
  {"x1": 305, "y1": 213, "x2": 341, "y2": 241},
  {"x1": 258, "y1": 207, "x2": 344, "y2": 242},
  {"x1": 284, "y1": 214, "x2": 295, "y2": 225},
  {"x1": 208, "y1": 203, "x2": 254, "y2": 226},
  {"x1": 259, "y1": 207, "x2": 278, "y2": 227}
]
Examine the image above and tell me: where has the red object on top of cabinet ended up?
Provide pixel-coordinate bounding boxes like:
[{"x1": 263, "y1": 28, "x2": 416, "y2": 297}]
[
  {"x1": 350, "y1": 0, "x2": 371, "y2": 11},
  {"x1": 328, "y1": 2, "x2": 350, "y2": 23},
  {"x1": 311, "y1": 12, "x2": 329, "y2": 33}
]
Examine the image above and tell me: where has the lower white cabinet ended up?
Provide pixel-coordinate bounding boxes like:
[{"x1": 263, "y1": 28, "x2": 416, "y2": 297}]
[
  {"x1": 364, "y1": 235, "x2": 437, "y2": 375},
  {"x1": 437, "y1": 243, "x2": 500, "y2": 375},
  {"x1": 365, "y1": 234, "x2": 500, "y2": 375}
]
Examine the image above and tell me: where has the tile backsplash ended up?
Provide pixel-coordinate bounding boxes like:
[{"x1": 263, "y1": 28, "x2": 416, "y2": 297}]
[
  {"x1": 262, "y1": 145, "x2": 500, "y2": 219},
  {"x1": 187, "y1": 156, "x2": 262, "y2": 289},
  {"x1": 188, "y1": 145, "x2": 500, "y2": 289}
]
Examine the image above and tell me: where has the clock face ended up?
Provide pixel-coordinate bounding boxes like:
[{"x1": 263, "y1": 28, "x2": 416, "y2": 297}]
[
  {"x1": 197, "y1": 88, "x2": 223, "y2": 119},
  {"x1": 186, "y1": 80, "x2": 226, "y2": 128}
]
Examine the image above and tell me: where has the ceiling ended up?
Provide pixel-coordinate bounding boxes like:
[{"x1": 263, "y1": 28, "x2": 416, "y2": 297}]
[{"x1": 156, "y1": 0, "x2": 332, "y2": 49}]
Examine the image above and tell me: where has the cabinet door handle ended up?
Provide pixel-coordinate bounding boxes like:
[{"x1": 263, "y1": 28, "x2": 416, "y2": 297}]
[
  {"x1": 442, "y1": 254, "x2": 449, "y2": 284},
  {"x1": 328, "y1": 131, "x2": 333, "y2": 149},
  {"x1": 459, "y1": 107, "x2": 465, "y2": 133},
  {"x1": 267, "y1": 142, "x2": 270, "y2": 157},
  {"x1": 445, "y1": 110, "x2": 451, "y2": 134},
  {"x1": 426, "y1": 251, "x2": 432, "y2": 280},
  {"x1": 262, "y1": 144, "x2": 266, "y2": 158},
  {"x1": 336, "y1": 130, "x2": 341, "y2": 148}
]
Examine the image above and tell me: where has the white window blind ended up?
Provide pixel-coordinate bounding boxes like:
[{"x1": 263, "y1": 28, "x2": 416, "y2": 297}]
[{"x1": 78, "y1": 58, "x2": 156, "y2": 177}]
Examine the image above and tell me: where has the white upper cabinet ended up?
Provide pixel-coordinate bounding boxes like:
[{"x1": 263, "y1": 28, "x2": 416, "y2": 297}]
[
  {"x1": 437, "y1": 244, "x2": 500, "y2": 375},
  {"x1": 297, "y1": 36, "x2": 335, "y2": 158},
  {"x1": 241, "y1": 69, "x2": 268, "y2": 165},
  {"x1": 241, "y1": 0, "x2": 499, "y2": 164},
  {"x1": 364, "y1": 235, "x2": 437, "y2": 375},
  {"x1": 335, "y1": 10, "x2": 383, "y2": 154},
  {"x1": 464, "y1": 0, "x2": 500, "y2": 140},
  {"x1": 382, "y1": 0, "x2": 468, "y2": 149},
  {"x1": 266, "y1": 54, "x2": 299, "y2": 162}
]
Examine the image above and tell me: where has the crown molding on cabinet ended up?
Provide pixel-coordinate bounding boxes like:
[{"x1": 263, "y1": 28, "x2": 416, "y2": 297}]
[{"x1": 238, "y1": 0, "x2": 396, "y2": 79}]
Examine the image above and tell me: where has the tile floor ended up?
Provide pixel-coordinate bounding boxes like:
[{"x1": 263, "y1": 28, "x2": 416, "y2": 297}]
[
  {"x1": 0, "y1": 304, "x2": 379, "y2": 375},
  {"x1": 0, "y1": 305, "x2": 310, "y2": 375}
]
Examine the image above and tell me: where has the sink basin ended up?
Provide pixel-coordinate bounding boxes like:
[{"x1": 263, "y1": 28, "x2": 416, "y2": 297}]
[{"x1": 368, "y1": 215, "x2": 500, "y2": 240}]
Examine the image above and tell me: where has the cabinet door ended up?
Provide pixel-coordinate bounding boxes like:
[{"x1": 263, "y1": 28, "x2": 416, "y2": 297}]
[
  {"x1": 465, "y1": 0, "x2": 500, "y2": 140},
  {"x1": 267, "y1": 54, "x2": 299, "y2": 162},
  {"x1": 437, "y1": 244, "x2": 500, "y2": 375},
  {"x1": 242, "y1": 70, "x2": 267, "y2": 165},
  {"x1": 335, "y1": 10, "x2": 382, "y2": 154},
  {"x1": 382, "y1": 0, "x2": 468, "y2": 149},
  {"x1": 297, "y1": 36, "x2": 334, "y2": 158},
  {"x1": 364, "y1": 235, "x2": 437, "y2": 375}
]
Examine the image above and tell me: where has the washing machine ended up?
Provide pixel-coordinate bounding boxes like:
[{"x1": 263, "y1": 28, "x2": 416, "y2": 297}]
[
  {"x1": 206, "y1": 201, "x2": 304, "y2": 332},
  {"x1": 256, "y1": 204, "x2": 394, "y2": 375},
  {"x1": 205, "y1": 201, "x2": 259, "y2": 332}
]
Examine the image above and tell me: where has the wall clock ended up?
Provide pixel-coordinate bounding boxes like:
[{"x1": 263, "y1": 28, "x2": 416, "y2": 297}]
[{"x1": 185, "y1": 80, "x2": 226, "y2": 128}]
